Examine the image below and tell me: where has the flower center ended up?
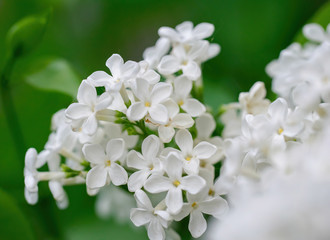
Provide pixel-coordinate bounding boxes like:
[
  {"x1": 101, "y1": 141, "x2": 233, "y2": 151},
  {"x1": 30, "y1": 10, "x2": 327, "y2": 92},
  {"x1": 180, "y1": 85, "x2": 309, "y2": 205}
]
[
  {"x1": 185, "y1": 155, "x2": 192, "y2": 161},
  {"x1": 106, "y1": 160, "x2": 111, "y2": 167},
  {"x1": 178, "y1": 100, "x2": 184, "y2": 106},
  {"x1": 182, "y1": 60, "x2": 188, "y2": 66},
  {"x1": 208, "y1": 188, "x2": 215, "y2": 196},
  {"x1": 191, "y1": 202, "x2": 198, "y2": 208},
  {"x1": 173, "y1": 180, "x2": 181, "y2": 187},
  {"x1": 145, "y1": 101, "x2": 151, "y2": 107},
  {"x1": 277, "y1": 127, "x2": 284, "y2": 135}
]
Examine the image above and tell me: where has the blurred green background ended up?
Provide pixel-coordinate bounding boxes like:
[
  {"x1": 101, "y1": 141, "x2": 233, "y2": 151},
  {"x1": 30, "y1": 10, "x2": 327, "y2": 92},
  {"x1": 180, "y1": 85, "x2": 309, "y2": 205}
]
[{"x1": 0, "y1": 0, "x2": 328, "y2": 239}]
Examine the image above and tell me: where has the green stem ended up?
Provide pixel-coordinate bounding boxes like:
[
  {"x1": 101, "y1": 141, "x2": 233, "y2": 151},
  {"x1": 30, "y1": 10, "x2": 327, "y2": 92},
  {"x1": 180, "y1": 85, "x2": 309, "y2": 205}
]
[{"x1": 0, "y1": 55, "x2": 26, "y2": 162}]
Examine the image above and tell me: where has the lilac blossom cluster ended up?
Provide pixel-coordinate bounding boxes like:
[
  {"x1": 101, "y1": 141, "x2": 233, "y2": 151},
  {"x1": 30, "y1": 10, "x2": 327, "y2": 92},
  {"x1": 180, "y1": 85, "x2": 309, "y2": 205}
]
[{"x1": 24, "y1": 22, "x2": 330, "y2": 240}]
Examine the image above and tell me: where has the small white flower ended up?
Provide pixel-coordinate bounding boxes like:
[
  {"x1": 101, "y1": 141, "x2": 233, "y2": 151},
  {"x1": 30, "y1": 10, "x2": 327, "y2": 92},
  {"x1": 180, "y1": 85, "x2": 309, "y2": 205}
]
[
  {"x1": 24, "y1": 148, "x2": 39, "y2": 205},
  {"x1": 158, "y1": 21, "x2": 215, "y2": 44},
  {"x1": 83, "y1": 139, "x2": 128, "y2": 191},
  {"x1": 238, "y1": 81, "x2": 270, "y2": 115},
  {"x1": 158, "y1": 41, "x2": 209, "y2": 81},
  {"x1": 174, "y1": 187, "x2": 228, "y2": 238},
  {"x1": 130, "y1": 190, "x2": 171, "y2": 240},
  {"x1": 195, "y1": 113, "x2": 224, "y2": 165},
  {"x1": 172, "y1": 76, "x2": 206, "y2": 117},
  {"x1": 143, "y1": 38, "x2": 171, "y2": 70},
  {"x1": 303, "y1": 23, "x2": 330, "y2": 43},
  {"x1": 127, "y1": 135, "x2": 163, "y2": 192},
  {"x1": 88, "y1": 54, "x2": 140, "y2": 92},
  {"x1": 49, "y1": 180, "x2": 69, "y2": 209},
  {"x1": 175, "y1": 129, "x2": 217, "y2": 175},
  {"x1": 157, "y1": 99, "x2": 194, "y2": 143},
  {"x1": 127, "y1": 78, "x2": 172, "y2": 124},
  {"x1": 66, "y1": 80, "x2": 113, "y2": 135},
  {"x1": 144, "y1": 152, "x2": 206, "y2": 214}
]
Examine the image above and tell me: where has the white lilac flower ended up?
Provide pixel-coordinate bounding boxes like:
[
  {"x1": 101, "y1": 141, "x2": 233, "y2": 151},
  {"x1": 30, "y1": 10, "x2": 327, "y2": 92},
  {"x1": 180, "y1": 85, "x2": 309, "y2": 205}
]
[
  {"x1": 83, "y1": 139, "x2": 128, "y2": 191},
  {"x1": 238, "y1": 81, "x2": 270, "y2": 115},
  {"x1": 175, "y1": 129, "x2": 217, "y2": 175},
  {"x1": 158, "y1": 41, "x2": 209, "y2": 81},
  {"x1": 174, "y1": 187, "x2": 228, "y2": 238},
  {"x1": 101, "y1": 122, "x2": 138, "y2": 164},
  {"x1": 87, "y1": 54, "x2": 140, "y2": 92},
  {"x1": 47, "y1": 152, "x2": 69, "y2": 209},
  {"x1": 130, "y1": 190, "x2": 171, "y2": 240},
  {"x1": 127, "y1": 78, "x2": 172, "y2": 124},
  {"x1": 195, "y1": 113, "x2": 224, "y2": 165},
  {"x1": 143, "y1": 38, "x2": 171, "y2": 70},
  {"x1": 156, "y1": 99, "x2": 194, "y2": 143},
  {"x1": 66, "y1": 80, "x2": 113, "y2": 135},
  {"x1": 158, "y1": 21, "x2": 215, "y2": 44},
  {"x1": 303, "y1": 23, "x2": 330, "y2": 43},
  {"x1": 49, "y1": 180, "x2": 69, "y2": 209},
  {"x1": 172, "y1": 76, "x2": 206, "y2": 117},
  {"x1": 24, "y1": 148, "x2": 40, "y2": 205},
  {"x1": 144, "y1": 152, "x2": 206, "y2": 214},
  {"x1": 137, "y1": 61, "x2": 160, "y2": 85},
  {"x1": 127, "y1": 135, "x2": 163, "y2": 192},
  {"x1": 266, "y1": 98, "x2": 304, "y2": 148}
]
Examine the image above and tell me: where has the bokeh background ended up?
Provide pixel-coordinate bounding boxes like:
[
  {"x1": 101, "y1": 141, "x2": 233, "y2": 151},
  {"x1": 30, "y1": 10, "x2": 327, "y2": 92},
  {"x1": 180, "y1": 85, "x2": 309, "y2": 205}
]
[{"x1": 0, "y1": 0, "x2": 328, "y2": 239}]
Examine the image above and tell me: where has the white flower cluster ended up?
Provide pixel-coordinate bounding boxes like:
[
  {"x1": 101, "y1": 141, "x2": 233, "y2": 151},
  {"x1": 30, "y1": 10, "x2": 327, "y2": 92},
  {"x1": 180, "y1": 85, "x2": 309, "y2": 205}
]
[
  {"x1": 24, "y1": 21, "x2": 330, "y2": 240},
  {"x1": 24, "y1": 21, "x2": 228, "y2": 239},
  {"x1": 207, "y1": 23, "x2": 330, "y2": 240}
]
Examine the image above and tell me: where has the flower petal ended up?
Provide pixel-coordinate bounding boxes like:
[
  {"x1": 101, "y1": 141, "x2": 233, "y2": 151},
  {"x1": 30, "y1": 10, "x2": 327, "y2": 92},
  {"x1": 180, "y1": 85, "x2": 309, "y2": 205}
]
[
  {"x1": 128, "y1": 170, "x2": 150, "y2": 192},
  {"x1": 142, "y1": 135, "x2": 160, "y2": 160},
  {"x1": 134, "y1": 189, "x2": 153, "y2": 210},
  {"x1": 172, "y1": 113, "x2": 194, "y2": 129},
  {"x1": 182, "y1": 61, "x2": 201, "y2": 80},
  {"x1": 144, "y1": 175, "x2": 172, "y2": 193},
  {"x1": 196, "y1": 113, "x2": 216, "y2": 139},
  {"x1": 149, "y1": 104, "x2": 169, "y2": 125},
  {"x1": 109, "y1": 163, "x2": 128, "y2": 186},
  {"x1": 82, "y1": 114, "x2": 98, "y2": 135},
  {"x1": 181, "y1": 175, "x2": 206, "y2": 194},
  {"x1": 130, "y1": 208, "x2": 152, "y2": 226},
  {"x1": 83, "y1": 144, "x2": 106, "y2": 164},
  {"x1": 86, "y1": 165, "x2": 107, "y2": 189},
  {"x1": 181, "y1": 98, "x2": 206, "y2": 117},
  {"x1": 193, "y1": 22, "x2": 214, "y2": 39},
  {"x1": 158, "y1": 125, "x2": 175, "y2": 143},
  {"x1": 127, "y1": 151, "x2": 147, "y2": 169},
  {"x1": 66, "y1": 103, "x2": 92, "y2": 120},
  {"x1": 166, "y1": 187, "x2": 183, "y2": 214},
  {"x1": 150, "y1": 82, "x2": 172, "y2": 104},
  {"x1": 106, "y1": 54, "x2": 124, "y2": 77},
  {"x1": 165, "y1": 153, "x2": 183, "y2": 180},
  {"x1": 174, "y1": 76, "x2": 192, "y2": 99},
  {"x1": 175, "y1": 129, "x2": 193, "y2": 155},
  {"x1": 199, "y1": 196, "x2": 228, "y2": 219},
  {"x1": 157, "y1": 55, "x2": 181, "y2": 75},
  {"x1": 173, "y1": 203, "x2": 191, "y2": 221},
  {"x1": 148, "y1": 219, "x2": 165, "y2": 240},
  {"x1": 193, "y1": 141, "x2": 217, "y2": 159},
  {"x1": 127, "y1": 102, "x2": 148, "y2": 121},
  {"x1": 77, "y1": 80, "x2": 97, "y2": 106},
  {"x1": 106, "y1": 138, "x2": 124, "y2": 161},
  {"x1": 189, "y1": 210, "x2": 207, "y2": 238}
]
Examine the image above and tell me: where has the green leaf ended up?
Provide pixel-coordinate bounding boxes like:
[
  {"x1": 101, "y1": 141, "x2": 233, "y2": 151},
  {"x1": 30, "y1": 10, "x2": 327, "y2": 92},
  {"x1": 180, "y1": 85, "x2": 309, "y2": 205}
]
[
  {"x1": 5, "y1": 9, "x2": 51, "y2": 59},
  {"x1": 0, "y1": 189, "x2": 35, "y2": 240},
  {"x1": 295, "y1": 1, "x2": 330, "y2": 44},
  {"x1": 25, "y1": 58, "x2": 81, "y2": 98}
]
